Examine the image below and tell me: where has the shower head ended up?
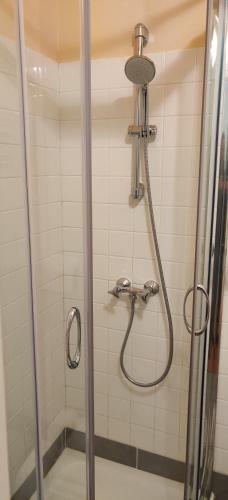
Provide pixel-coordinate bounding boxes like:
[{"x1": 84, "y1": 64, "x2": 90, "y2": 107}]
[
  {"x1": 125, "y1": 23, "x2": 156, "y2": 86},
  {"x1": 125, "y1": 55, "x2": 156, "y2": 85}
]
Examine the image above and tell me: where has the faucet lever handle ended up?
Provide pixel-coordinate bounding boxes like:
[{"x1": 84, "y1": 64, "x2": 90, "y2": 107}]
[
  {"x1": 144, "y1": 280, "x2": 159, "y2": 295},
  {"x1": 108, "y1": 277, "x2": 131, "y2": 298},
  {"x1": 117, "y1": 277, "x2": 131, "y2": 288},
  {"x1": 138, "y1": 280, "x2": 159, "y2": 303}
]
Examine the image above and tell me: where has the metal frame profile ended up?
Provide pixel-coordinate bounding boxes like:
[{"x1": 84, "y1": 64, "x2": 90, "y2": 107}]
[{"x1": 80, "y1": 0, "x2": 95, "y2": 499}]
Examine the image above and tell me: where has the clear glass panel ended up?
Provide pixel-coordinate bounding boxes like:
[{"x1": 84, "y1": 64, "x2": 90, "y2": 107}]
[
  {"x1": 16, "y1": 0, "x2": 87, "y2": 498},
  {"x1": 0, "y1": 1, "x2": 40, "y2": 497}
]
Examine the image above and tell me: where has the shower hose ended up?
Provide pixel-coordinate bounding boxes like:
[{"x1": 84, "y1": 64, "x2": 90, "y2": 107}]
[{"x1": 120, "y1": 140, "x2": 174, "y2": 387}]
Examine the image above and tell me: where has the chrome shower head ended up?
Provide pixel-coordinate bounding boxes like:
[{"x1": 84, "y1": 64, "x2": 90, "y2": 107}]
[
  {"x1": 124, "y1": 23, "x2": 156, "y2": 86},
  {"x1": 125, "y1": 55, "x2": 156, "y2": 85}
]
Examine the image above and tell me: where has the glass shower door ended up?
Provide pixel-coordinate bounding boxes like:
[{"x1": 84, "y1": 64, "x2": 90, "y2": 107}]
[
  {"x1": 17, "y1": 0, "x2": 92, "y2": 499},
  {"x1": 184, "y1": 0, "x2": 228, "y2": 499}
]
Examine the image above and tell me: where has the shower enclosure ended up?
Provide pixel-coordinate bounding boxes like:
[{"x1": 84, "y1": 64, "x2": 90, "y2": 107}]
[{"x1": 0, "y1": 1, "x2": 228, "y2": 499}]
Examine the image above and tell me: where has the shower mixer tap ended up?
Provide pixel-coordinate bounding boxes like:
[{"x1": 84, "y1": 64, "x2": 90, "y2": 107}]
[{"x1": 109, "y1": 277, "x2": 159, "y2": 303}]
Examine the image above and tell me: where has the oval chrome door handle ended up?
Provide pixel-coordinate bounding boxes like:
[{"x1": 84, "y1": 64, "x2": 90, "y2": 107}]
[
  {"x1": 183, "y1": 285, "x2": 210, "y2": 336},
  {"x1": 66, "y1": 307, "x2": 81, "y2": 369}
]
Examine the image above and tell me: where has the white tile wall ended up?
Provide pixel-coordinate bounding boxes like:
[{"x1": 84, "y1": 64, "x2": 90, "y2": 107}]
[{"x1": 61, "y1": 48, "x2": 204, "y2": 463}]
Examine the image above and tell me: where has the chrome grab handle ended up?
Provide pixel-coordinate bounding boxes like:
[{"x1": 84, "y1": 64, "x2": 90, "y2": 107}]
[
  {"x1": 183, "y1": 284, "x2": 210, "y2": 336},
  {"x1": 66, "y1": 307, "x2": 81, "y2": 369}
]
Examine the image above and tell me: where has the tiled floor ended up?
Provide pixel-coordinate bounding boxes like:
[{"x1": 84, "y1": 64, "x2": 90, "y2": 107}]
[{"x1": 30, "y1": 448, "x2": 184, "y2": 500}]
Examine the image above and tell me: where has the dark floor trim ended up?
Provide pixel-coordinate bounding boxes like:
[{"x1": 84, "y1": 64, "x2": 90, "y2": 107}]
[
  {"x1": 66, "y1": 428, "x2": 136, "y2": 468},
  {"x1": 66, "y1": 428, "x2": 184, "y2": 482},
  {"x1": 212, "y1": 471, "x2": 228, "y2": 500},
  {"x1": 43, "y1": 430, "x2": 65, "y2": 476},
  {"x1": 95, "y1": 435, "x2": 136, "y2": 467},
  {"x1": 66, "y1": 427, "x2": 85, "y2": 452},
  {"x1": 11, "y1": 430, "x2": 65, "y2": 500},
  {"x1": 138, "y1": 448, "x2": 185, "y2": 483},
  {"x1": 11, "y1": 469, "x2": 36, "y2": 500}
]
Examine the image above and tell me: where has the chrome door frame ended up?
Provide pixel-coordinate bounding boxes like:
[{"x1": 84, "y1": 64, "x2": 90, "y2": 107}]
[{"x1": 80, "y1": 1, "x2": 95, "y2": 499}]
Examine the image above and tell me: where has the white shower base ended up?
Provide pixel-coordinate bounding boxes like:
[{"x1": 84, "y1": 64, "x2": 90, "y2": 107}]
[{"x1": 30, "y1": 448, "x2": 184, "y2": 500}]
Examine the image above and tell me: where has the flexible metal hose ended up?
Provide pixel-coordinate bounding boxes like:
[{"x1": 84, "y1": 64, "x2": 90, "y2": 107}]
[{"x1": 120, "y1": 140, "x2": 174, "y2": 387}]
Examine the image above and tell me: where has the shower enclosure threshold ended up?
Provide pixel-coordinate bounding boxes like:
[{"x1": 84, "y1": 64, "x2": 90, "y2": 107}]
[{"x1": 30, "y1": 449, "x2": 184, "y2": 500}]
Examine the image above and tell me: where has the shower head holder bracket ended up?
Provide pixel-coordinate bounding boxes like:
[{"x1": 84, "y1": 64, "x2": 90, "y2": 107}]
[{"x1": 128, "y1": 124, "x2": 157, "y2": 141}]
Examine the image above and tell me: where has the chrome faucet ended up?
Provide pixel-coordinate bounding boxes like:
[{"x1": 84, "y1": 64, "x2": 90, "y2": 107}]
[
  {"x1": 109, "y1": 277, "x2": 159, "y2": 303},
  {"x1": 109, "y1": 277, "x2": 131, "y2": 298}
]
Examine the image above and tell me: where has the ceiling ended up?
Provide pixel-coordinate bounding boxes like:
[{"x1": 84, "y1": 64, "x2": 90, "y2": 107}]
[{"x1": 1, "y1": 0, "x2": 206, "y2": 61}]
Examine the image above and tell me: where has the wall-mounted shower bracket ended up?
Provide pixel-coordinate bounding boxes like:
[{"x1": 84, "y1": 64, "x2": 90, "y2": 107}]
[
  {"x1": 128, "y1": 124, "x2": 157, "y2": 140},
  {"x1": 109, "y1": 277, "x2": 159, "y2": 303},
  {"x1": 133, "y1": 181, "x2": 144, "y2": 200},
  {"x1": 134, "y1": 23, "x2": 149, "y2": 55}
]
